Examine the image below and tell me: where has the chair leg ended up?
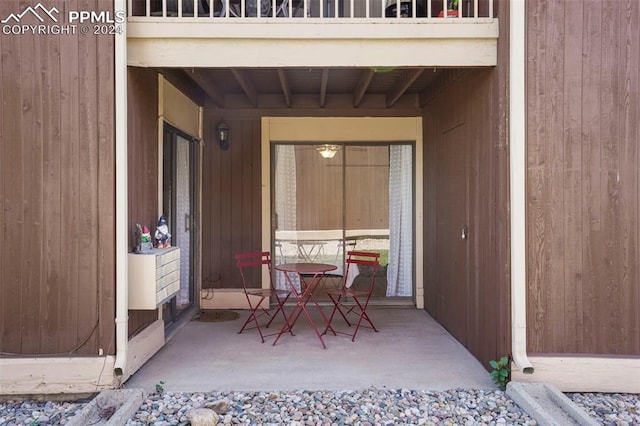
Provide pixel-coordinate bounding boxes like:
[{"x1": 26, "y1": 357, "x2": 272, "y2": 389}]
[
  {"x1": 268, "y1": 294, "x2": 294, "y2": 336},
  {"x1": 238, "y1": 296, "x2": 269, "y2": 343},
  {"x1": 239, "y1": 294, "x2": 296, "y2": 343},
  {"x1": 264, "y1": 302, "x2": 278, "y2": 328},
  {"x1": 237, "y1": 310, "x2": 257, "y2": 334},
  {"x1": 321, "y1": 294, "x2": 341, "y2": 336},
  {"x1": 239, "y1": 312, "x2": 266, "y2": 343},
  {"x1": 349, "y1": 297, "x2": 378, "y2": 342},
  {"x1": 332, "y1": 294, "x2": 352, "y2": 327}
]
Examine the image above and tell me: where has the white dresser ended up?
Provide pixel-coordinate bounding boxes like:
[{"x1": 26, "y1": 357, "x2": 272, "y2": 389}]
[{"x1": 128, "y1": 247, "x2": 181, "y2": 310}]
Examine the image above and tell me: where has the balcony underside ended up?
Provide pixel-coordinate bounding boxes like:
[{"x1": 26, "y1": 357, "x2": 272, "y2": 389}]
[{"x1": 127, "y1": 20, "x2": 498, "y2": 110}]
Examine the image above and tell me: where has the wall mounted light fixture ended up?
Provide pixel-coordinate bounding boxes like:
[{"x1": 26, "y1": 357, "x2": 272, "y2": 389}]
[{"x1": 216, "y1": 120, "x2": 230, "y2": 150}]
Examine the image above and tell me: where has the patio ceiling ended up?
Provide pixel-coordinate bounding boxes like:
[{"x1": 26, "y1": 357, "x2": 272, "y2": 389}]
[{"x1": 158, "y1": 66, "x2": 466, "y2": 110}]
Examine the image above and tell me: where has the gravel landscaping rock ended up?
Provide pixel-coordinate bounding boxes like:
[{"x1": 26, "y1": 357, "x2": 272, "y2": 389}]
[{"x1": 1, "y1": 388, "x2": 638, "y2": 425}]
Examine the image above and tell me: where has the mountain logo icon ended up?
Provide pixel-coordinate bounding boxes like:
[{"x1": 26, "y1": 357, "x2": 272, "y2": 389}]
[{"x1": 1, "y1": 3, "x2": 59, "y2": 24}]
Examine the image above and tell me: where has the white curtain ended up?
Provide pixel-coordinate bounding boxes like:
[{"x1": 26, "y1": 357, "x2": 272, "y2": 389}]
[
  {"x1": 176, "y1": 136, "x2": 191, "y2": 305},
  {"x1": 387, "y1": 145, "x2": 412, "y2": 297},
  {"x1": 274, "y1": 145, "x2": 300, "y2": 292}
]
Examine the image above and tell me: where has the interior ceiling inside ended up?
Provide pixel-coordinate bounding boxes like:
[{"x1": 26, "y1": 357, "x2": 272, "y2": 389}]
[{"x1": 159, "y1": 66, "x2": 449, "y2": 109}]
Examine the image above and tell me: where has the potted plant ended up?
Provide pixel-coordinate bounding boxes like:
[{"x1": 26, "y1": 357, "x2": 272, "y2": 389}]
[
  {"x1": 438, "y1": 0, "x2": 459, "y2": 17},
  {"x1": 384, "y1": 0, "x2": 426, "y2": 18}
]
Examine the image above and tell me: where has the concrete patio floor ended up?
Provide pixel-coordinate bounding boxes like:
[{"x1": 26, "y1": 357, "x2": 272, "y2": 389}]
[{"x1": 124, "y1": 307, "x2": 496, "y2": 393}]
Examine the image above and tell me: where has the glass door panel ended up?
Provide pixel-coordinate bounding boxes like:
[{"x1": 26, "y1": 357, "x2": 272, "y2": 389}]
[
  {"x1": 272, "y1": 142, "x2": 412, "y2": 299},
  {"x1": 344, "y1": 145, "x2": 390, "y2": 298},
  {"x1": 162, "y1": 124, "x2": 197, "y2": 329},
  {"x1": 273, "y1": 144, "x2": 343, "y2": 296}
]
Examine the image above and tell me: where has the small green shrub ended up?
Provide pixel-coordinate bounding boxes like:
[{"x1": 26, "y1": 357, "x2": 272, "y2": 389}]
[
  {"x1": 155, "y1": 380, "x2": 165, "y2": 395},
  {"x1": 489, "y1": 355, "x2": 511, "y2": 390}
]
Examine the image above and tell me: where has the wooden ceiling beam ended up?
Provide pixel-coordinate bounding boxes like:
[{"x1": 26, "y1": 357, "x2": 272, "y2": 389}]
[
  {"x1": 319, "y1": 68, "x2": 329, "y2": 108},
  {"x1": 386, "y1": 68, "x2": 424, "y2": 107},
  {"x1": 231, "y1": 68, "x2": 258, "y2": 107},
  {"x1": 184, "y1": 68, "x2": 225, "y2": 108},
  {"x1": 277, "y1": 68, "x2": 291, "y2": 108},
  {"x1": 354, "y1": 68, "x2": 375, "y2": 108}
]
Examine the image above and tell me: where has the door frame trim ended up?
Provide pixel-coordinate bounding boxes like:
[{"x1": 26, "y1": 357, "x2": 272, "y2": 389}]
[{"x1": 261, "y1": 117, "x2": 424, "y2": 308}]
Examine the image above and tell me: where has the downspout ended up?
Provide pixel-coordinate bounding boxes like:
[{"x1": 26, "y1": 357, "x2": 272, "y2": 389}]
[
  {"x1": 509, "y1": 0, "x2": 533, "y2": 374},
  {"x1": 113, "y1": 0, "x2": 129, "y2": 379}
]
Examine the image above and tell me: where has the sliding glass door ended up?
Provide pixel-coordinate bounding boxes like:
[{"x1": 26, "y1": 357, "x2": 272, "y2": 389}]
[
  {"x1": 272, "y1": 143, "x2": 413, "y2": 299},
  {"x1": 162, "y1": 123, "x2": 198, "y2": 328}
]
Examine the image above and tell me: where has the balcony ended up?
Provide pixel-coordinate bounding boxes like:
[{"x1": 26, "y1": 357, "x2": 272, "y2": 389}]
[
  {"x1": 127, "y1": 0, "x2": 498, "y2": 68},
  {"x1": 128, "y1": 0, "x2": 494, "y2": 19}
]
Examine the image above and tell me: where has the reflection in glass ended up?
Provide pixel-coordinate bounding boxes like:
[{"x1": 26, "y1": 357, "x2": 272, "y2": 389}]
[{"x1": 272, "y1": 143, "x2": 412, "y2": 299}]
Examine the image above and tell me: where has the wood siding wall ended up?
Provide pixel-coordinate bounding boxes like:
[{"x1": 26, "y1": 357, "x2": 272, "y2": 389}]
[
  {"x1": 526, "y1": 0, "x2": 640, "y2": 355},
  {"x1": 0, "y1": 1, "x2": 115, "y2": 355},
  {"x1": 423, "y1": 69, "x2": 510, "y2": 369},
  {"x1": 202, "y1": 117, "x2": 263, "y2": 289},
  {"x1": 422, "y1": 0, "x2": 510, "y2": 369},
  {"x1": 127, "y1": 67, "x2": 161, "y2": 336}
]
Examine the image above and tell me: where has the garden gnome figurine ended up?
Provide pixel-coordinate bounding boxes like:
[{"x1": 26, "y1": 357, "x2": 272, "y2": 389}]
[
  {"x1": 135, "y1": 224, "x2": 153, "y2": 253},
  {"x1": 155, "y1": 215, "x2": 171, "y2": 248}
]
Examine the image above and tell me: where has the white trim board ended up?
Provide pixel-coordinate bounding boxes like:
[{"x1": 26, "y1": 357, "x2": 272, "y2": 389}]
[
  {"x1": 0, "y1": 320, "x2": 166, "y2": 395},
  {"x1": 125, "y1": 319, "x2": 165, "y2": 381},
  {"x1": 511, "y1": 355, "x2": 640, "y2": 394},
  {"x1": 128, "y1": 36, "x2": 497, "y2": 68},
  {"x1": 127, "y1": 21, "x2": 499, "y2": 40},
  {"x1": 0, "y1": 357, "x2": 116, "y2": 395},
  {"x1": 200, "y1": 289, "x2": 264, "y2": 310}
]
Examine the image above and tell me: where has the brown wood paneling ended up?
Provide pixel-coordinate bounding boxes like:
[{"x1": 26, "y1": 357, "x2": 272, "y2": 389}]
[
  {"x1": 494, "y1": 0, "x2": 511, "y2": 361},
  {"x1": 581, "y1": 0, "x2": 604, "y2": 353},
  {"x1": 40, "y1": 19, "x2": 62, "y2": 355},
  {"x1": 202, "y1": 117, "x2": 251, "y2": 289},
  {"x1": 562, "y1": 0, "x2": 585, "y2": 353},
  {"x1": 97, "y1": 12, "x2": 117, "y2": 353},
  {"x1": 77, "y1": 0, "x2": 100, "y2": 355},
  {"x1": 1, "y1": 0, "x2": 25, "y2": 353},
  {"x1": 127, "y1": 67, "x2": 160, "y2": 250},
  {"x1": 617, "y1": 0, "x2": 640, "y2": 355},
  {"x1": 526, "y1": 0, "x2": 640, "y2": 355},
  {"x1": 434, "y1": 124, "x2": 469, "y2": 345},
  {"x1": 203, "y1": 118, "x2": 223, "y2": 288},
  {"x1": 19, "y1": 4, "x2": 44, "y2": 355},
  {"x1": 59, "y1": 0, "x2": 82, "y2": 354},
  {"x1": 423, "y1": 64, "x2": 510, "y2": 371},
  {"x1": 0, "y1": 0, "x2": 115, "y2": 356},
  {"x1": 127, "y1": 67, "x2": 162, "y2": 336}
]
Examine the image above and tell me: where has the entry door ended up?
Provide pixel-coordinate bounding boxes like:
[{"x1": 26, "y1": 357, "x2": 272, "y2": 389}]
[
  {"x1": 162, "y1": 124, "x2": 198, "y2": 326},
  {"x1": 435, "y1": 125, "x2": 469, "y2": 345}
]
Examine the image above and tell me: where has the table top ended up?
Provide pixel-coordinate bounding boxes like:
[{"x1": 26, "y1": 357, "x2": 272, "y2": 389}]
[{"x1": 275, "y1": 262, "x2": 337, "y2": 274}]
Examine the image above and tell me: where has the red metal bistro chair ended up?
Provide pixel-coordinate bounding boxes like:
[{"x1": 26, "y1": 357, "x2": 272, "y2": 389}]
[
  {"x1": 322, "y1": 251, "x2": 380, "y2": 342},
  {"x1": 235, "y1": 251, "x2": 293, "y2": 343}
]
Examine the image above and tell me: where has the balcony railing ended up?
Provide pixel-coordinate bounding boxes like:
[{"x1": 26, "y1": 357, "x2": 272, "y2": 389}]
[{"x1": 128, "y1": 0, "x2": 494, "y2": 20}]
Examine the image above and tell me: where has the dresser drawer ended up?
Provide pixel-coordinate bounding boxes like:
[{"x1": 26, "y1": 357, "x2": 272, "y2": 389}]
[{"x1": 128, "y1": 247, "x2": 181, "y2": 310}]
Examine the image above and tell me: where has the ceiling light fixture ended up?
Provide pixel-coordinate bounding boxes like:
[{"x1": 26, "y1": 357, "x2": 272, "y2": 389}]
[{"x1": 316, "y1": 144, "x2": 339, "y2": 159}]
